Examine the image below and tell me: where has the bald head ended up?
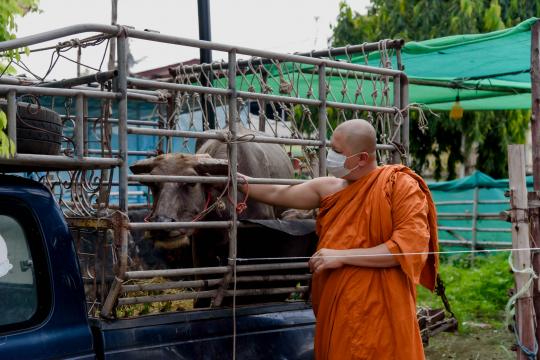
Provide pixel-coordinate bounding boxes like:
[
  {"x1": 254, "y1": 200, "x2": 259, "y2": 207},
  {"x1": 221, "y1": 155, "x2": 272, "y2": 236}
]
[{"x1": 334, "y1": 119, "x2": 377, "y2": 155}]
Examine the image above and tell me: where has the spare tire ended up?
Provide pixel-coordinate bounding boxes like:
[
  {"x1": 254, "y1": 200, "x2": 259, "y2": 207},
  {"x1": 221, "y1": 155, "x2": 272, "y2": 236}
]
[{"x1": 0, "y1": 100, "x2": 62, "y2": 155}]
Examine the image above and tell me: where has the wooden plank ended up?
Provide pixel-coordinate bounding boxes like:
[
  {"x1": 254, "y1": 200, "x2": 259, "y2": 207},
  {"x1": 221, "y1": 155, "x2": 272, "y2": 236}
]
[{"x1": 508, "y1": 144, "x2": 536, "y2": 360}]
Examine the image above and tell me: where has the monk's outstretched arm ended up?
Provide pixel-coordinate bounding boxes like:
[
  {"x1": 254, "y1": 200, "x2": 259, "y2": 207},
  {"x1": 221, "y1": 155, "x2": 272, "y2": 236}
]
[{"x1": 237, "y1": 175, "x2": 327, "y2": 210}]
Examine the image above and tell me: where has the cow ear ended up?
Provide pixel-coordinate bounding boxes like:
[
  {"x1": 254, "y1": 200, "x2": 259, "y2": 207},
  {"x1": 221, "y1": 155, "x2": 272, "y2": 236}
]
[
  {"x1": 130, "y1": 157, "x2": 157, "y2": 174},
  {"x1": 194, "y1": 158, "x2": 229, "y2": 175}
]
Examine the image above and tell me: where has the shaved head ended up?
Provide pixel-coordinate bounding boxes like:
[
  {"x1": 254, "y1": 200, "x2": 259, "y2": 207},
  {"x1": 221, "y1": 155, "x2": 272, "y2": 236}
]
[{"x1": 334, "y1": 119, "x2": 377, "y2": 155}]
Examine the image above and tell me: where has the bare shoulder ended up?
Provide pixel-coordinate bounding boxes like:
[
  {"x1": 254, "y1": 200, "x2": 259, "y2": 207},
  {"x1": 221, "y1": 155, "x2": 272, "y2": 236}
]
[{"x1": 308, "y1": 176, "x2": 348, "y2": 198}]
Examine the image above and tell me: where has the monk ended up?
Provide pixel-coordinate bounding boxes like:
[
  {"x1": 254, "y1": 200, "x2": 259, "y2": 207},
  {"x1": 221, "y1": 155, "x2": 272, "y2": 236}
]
[{"x1": 238, "y1": 119, "x2": 438, "y2": 359}]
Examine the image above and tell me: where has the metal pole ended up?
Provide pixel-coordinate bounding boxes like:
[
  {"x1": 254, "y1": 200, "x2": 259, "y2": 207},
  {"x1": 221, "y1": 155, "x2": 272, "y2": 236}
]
[
  {"x1": 530, "y1": 19, "x2": 540, "y2": 352},
  {"x1": 198, "y1": 0, "x2": 215, "y2": 129},
  {"x1": 214, "y1": 51, "x2": 238, "y2": 309},
  {"x1": 392, "y1": 74, "x2": 401, "y2": 164},
  {"x1": 75, "y1": 94, "x2": 84, "y2": 157},
  {"x1": 108, "y1": 0, "x2": 117, "y2": 72},
  {"x1": 117, "y1": 33, "x2": 130, "y2": 291},
  {"x1": 318, "y1": 64, "x2": 327, "y2": 177},
  {"x1": 400, "y1": 74, "x2": 410, "y2": 160},
  {"x1": 7, "y1": 90, "x2": 16, "y2": 155}
]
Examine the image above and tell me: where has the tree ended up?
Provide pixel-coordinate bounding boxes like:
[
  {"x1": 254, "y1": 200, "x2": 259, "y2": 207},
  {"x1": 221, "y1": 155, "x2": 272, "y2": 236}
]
[
  {"x1": 330, "y1": 0, "x2": 536, "y2": 179},
  {"x1": 0, "y1": 0, "x2": 40, "y2": 157}
]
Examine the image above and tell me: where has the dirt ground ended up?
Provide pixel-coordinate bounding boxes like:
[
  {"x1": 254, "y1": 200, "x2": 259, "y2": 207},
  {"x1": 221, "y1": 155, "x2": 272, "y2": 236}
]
[{"x1": 424, "y1": 327, "x2": 515, "y2": 360}]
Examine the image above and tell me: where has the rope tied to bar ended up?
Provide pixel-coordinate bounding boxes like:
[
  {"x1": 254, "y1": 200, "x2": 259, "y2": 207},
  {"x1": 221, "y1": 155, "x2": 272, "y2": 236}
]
[{"x1": 504, "y1": 252, "x2": 538, "y2": 360}]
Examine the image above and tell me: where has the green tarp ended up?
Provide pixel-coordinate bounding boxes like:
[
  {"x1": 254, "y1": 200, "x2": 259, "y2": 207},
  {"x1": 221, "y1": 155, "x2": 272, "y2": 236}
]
[{"x1": 229, "y1": 18, "x2": 538, "y2": 111}]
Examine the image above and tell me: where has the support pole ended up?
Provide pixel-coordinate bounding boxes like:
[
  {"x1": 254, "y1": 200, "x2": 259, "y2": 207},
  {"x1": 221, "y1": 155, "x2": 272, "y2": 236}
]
[
  {"x1": 116, "y1": 33, "x2": 130, "y2": 303},
  {"x1": 198, "y1": 0, "x2": 215, "y2": 129},
  {"x1": 318, "y1": 64, "x2": 327, "y2": 177},
  {"x1": 529, "y1": 19, "x2": 540, "y2": 351},
  {"x1": 508, "y1": 144, "x2": 536, "y2": 360},
  {"x1": 7, "y1": 90, "x2": 16, "y2": 155},
  {"x1": 213, "y1": 50, "x2": 237, "y2": 308},
  {"x1": 75, "y1": 94, "x2": 84, "y2": 158}
]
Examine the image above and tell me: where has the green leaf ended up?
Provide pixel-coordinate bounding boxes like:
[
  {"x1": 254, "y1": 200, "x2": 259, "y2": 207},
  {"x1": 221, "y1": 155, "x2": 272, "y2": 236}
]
[{"x1": 0, "y1": 110, "x2": 7, "y2": 130}]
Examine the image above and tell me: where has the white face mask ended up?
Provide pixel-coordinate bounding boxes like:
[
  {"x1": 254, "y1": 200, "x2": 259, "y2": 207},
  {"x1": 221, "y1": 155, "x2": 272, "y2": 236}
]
[{"x1": 326, "y1": 149, "x2": 360, "y2": 178}]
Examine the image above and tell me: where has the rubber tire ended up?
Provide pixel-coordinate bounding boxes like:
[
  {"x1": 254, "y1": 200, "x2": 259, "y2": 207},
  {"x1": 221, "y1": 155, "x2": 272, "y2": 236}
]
[{"x1": 0, "y1": 100, "x2": 62, "y2": 155}]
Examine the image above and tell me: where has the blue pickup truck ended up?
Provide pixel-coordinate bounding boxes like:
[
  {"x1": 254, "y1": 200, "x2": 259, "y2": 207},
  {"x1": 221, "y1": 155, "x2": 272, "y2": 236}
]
[{"x1": 0, "y1": 175, "x2": 315, "y2": 360}]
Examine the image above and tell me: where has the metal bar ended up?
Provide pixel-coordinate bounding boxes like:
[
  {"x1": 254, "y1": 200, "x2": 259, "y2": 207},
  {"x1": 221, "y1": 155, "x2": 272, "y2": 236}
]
[
  {"x1": 36, "y1": 70, "x2": 118, "y2": 88},
  {"x1": 400, "y1": 74, "x2": 410, "y2": 158},
  {"x1": 236, "y1": 90, "x2": 321, "y2": 107},
  {"x1": 437, "y1": 213, "x2": 502, "y2": 220},
  {"x1": 409, "y1": 78, "x2": 531, "y2": 94},
  {"x1": 236, "y1": 274, "x2": 312, "y2": 282},
  {"x1": 0, "y1": 154, "x2": 121, "y2": 169},
  {"x1": 176, "y1": 40, "x2": 404, "y2": 73},
  {"x1": 478, "y1": 199, "x2": 509, "y2": 204},
  {"x1": 0, "y1": 84, "x2": 120, "y2": 99},
  {"x1": 124, "y1": 28, "x2": 403, "y2": 76},
  {"x1": 86, "y1": 149, "x2": 157, "y2": 156},
  {"x1": 318, "y1": 63, "x2": 327, "y2": 177},
  {"x1": 392, "y1": 74, "x2": 401, "y2": 164},
  {"x1": 66, "y1": 116, "x2": 160, "y2": 127},
  {"x1": 0, "y1": 24, "x2": 403, "y2": 75},
  {"x1": 7, "y1": 90, "x2": 16, "y2": 155},
  {"x1": 128, "y1": 77, "x2": 230, "y2": 96},
  {"x1": 129, "y1": 221, "x2": 231, "y2": 231},
  {"x1": 122, "y1": 278, "x2": 223, "y2": 292},
  {"x1": 236, "y1": 262, "x2": 308, "y2": 272},
  {"x1": 127, "y1": 127, "x2": 395, "y2": 150},
  {"x1": 0, "y1": 24, "x2": 119, "y2": 51},
  {"x1": 126, "y1": 266, "x2": 229, "y2": 279},
  {"x1": 326, "y1": 100, "x2": 397, "y2": 114},
  {"x1": 224, "y1": 287, "x2": 308, "y2": 297},
  {"x1": 128, "y1": 174, "x2": 306, "y2": 185},
  {"x1": 118, "y1": 290, "x2": 217, "y2": 305},
  {"x1": 117, "y1": 35, "x2": 128, "y2": 213},
  {"x1": 75, "y1": 94, "x2": 84, "y2": 157}
]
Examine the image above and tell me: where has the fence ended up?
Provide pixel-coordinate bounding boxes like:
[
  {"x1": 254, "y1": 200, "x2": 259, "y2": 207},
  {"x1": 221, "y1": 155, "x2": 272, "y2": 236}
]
[{"x1": 0, "y1": 24, "x2": 409, "y2": 318}]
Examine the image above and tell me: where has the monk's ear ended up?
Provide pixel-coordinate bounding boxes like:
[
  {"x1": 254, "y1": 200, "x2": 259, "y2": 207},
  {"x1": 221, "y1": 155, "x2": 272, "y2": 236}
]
[
  {"x1": 130, "y1": 157, "x2": 158, "y2": 174},
  {"x1": 194, "y1": 157, "x2": 229, "y2": 175}
]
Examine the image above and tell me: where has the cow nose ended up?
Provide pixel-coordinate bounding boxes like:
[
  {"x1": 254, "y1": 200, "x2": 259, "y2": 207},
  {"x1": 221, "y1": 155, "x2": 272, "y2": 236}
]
[{"x1": 149, "y1": 215, "x2": 176, "y2": 223}]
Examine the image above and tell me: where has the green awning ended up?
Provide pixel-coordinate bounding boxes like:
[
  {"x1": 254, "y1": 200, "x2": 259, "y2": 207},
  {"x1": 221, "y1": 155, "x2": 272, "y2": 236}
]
[{"x1": 225, "y1": 18, "x2": 539, "y2": 111}]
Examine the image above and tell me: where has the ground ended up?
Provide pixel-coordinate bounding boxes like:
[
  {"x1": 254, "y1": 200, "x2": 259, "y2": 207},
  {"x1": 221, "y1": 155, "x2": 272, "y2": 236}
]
[{"x1": 424, "y1": 326, "x2": 515, "y2": 360}]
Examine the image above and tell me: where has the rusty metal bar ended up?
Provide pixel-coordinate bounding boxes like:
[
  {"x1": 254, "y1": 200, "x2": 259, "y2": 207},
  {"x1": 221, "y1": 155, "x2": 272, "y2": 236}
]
[
  {"x1": 129, "y1": 174, "x2": 305, "y2": 185},
  {"x1": 118, "y1": 290, "x2": 217, "y2": 305},
  {"x1": 0, "y1": 154, "x2": 121, "y2": 169},
  {"x1": 7, "y1": 90, "x2": 16, "y2": 155},
  {"x1": 126, "y1": 266, "x2": 229, "y2": 279},
  {"x1": 318, "y1": 64, "x2": 327, "y2": 177},
  {"x1": 0, "y1": 84, "x2": 120, "y2": 99},
  {"x1": 75, "y1": 94, "x2": 84, "y2": 158},
  {"x1": 129, "y1": 221, "x2": 231, "y2": 231}
]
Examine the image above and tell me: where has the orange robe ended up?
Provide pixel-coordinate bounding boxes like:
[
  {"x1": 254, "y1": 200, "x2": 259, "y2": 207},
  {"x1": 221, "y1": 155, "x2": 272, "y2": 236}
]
[{"x1": 312, "y1": 165, "x2": 439, "y2": 360}]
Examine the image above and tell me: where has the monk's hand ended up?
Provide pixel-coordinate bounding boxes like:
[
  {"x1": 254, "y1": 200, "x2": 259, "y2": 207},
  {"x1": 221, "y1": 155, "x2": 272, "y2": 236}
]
[{"x1": 309, "y1": 248, "x2": 344, "y2": 273}]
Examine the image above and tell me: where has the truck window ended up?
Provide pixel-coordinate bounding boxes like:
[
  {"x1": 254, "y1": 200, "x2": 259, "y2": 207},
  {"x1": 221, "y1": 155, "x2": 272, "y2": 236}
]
[
  {"x1": 0, "y1": 215, "x2": 38, "y2": 327},
  {"x1": 0, "y1": 200, "x2": 50, "y2": 334}
]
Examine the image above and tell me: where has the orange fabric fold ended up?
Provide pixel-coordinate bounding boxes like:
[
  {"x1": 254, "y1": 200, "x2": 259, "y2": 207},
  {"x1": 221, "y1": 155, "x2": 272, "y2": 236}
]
[{"x1": 312, "y1": 165, "x2": 439, "y2": 360}]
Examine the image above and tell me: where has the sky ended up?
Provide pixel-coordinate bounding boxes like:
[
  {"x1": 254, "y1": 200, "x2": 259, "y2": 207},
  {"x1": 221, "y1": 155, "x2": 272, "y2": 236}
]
[{"x1": 13, "y1": 0, "x2": 370, "y2": 80}]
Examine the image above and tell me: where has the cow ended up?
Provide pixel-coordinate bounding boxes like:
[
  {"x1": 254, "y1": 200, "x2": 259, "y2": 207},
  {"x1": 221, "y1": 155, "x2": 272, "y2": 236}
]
[
  {"x1": 129, "y1": 127, "x2": 295, "y2": 252},
  {"x1": 129, "y1": 128, "x2": 317, "y2": 306}
]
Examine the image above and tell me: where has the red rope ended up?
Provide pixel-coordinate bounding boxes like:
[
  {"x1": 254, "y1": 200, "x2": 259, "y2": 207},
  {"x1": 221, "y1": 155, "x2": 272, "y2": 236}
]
[
  {"x1": 235, "y1": 175, "x2": 249, "y2": 215},
  {"x1": 192, "y1": 189, "x2": 213, "y2": 222}
]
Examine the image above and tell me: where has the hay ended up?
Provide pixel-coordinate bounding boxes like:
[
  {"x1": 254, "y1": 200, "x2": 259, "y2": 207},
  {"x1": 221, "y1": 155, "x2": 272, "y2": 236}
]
[{"x1": 115, "y1": 277, "x2": 194, "y2": 318}]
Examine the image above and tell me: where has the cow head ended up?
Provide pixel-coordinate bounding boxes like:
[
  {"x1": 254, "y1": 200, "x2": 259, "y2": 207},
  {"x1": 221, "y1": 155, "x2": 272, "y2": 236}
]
[{"x1": 130, "y1": 153, "x2": 228, "y2": 249}]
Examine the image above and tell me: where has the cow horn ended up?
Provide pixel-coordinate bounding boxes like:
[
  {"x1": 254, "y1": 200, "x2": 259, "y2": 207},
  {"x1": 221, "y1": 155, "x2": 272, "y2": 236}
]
[
  {"x1": 194, "y1": 157, "x2": 229, "y2": 175},
  {"x1": 130, "y1": 157, "x2": 158, "y2": 174}
]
